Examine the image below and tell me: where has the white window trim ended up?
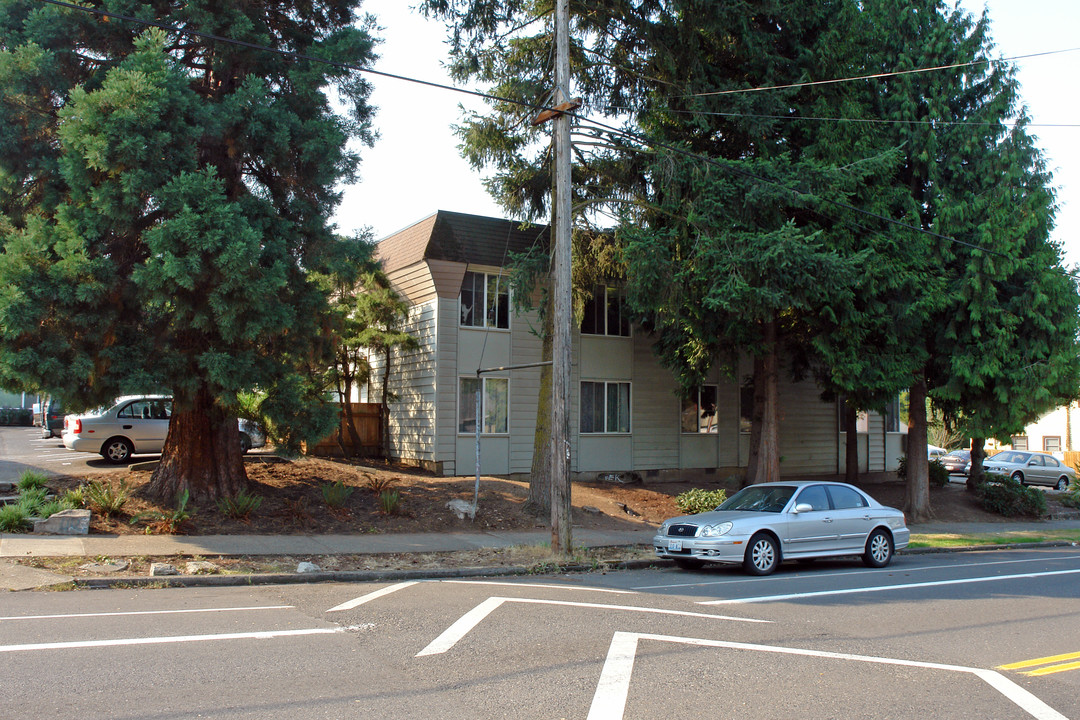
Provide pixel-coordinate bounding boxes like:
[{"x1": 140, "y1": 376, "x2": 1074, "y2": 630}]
[
  {"x1": 459, "y1": 271, "x2": 511, "y2": 331},
  {"x1": 457, "y1": 376, "x2": 510, "y2": 436},
  {"x1": 579, "y1": 380, "x2": 632, "y2": 435}
]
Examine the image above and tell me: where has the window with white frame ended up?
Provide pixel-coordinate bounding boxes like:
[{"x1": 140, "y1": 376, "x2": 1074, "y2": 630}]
[
  {"x1": 1044, "y1": 436, "x2": 1061, "y2": 452},
  {"x1": 460, "y1": 271, "x2": 509, "y2": 329},
  {"x1": 681, "y1": 385, "x2": 719, "y2": 433},
  {"x1": 580, "y1": 381, "x2": 631, "y2": 433},
  {"x1": 458, "y1": 377, "x2": 509, "y2": 434},
  {"x1": 580, "y1": 285, "x2": 630, "y2": 337}
]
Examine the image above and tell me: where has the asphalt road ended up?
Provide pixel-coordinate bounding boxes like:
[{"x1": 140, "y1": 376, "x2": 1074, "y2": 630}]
[
  {"x1": 3, "y1": 547, "x2": 1079, "y2": 719},
  {"x1": 0, "y1": 425, "x2": 128, "y2": 481}
]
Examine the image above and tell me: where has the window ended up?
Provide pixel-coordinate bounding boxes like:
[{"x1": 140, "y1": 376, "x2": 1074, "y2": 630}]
[
  {"x1": 581, "y1": 285, "x2": 630, "y2": 337},
  {"x1": 1044, "y1": 436, "x2": 1061, "y2": 452},
  {"x1": 460, "y1": 271, "x2": 509, "y2": 329},
  {"x1": 883, "y1": 395, "x2": 900, "y2": 433},
  {"x1": 795, "y1": 485, "x2": 830, "y2": 511},
  {"x1": 739, "y1": 383, "x2": 753, "y2": 434},
  {"x1": 681, "y1": 385, "x2": 719, "y2": 434},
  {"x1": 458, "y1": 377, "x2": 509, "y2": 434},
  {"x1": 1011, "y1": 435, "x2": 1029, "y2": 451},
  {"x1": 118, "y1": 399, "x2": 171, "y2": 420},
  {"x1": 827, "y1": 485, "x2": 868, "y2": 510},
  {"x1": 580, "y1": 381, "x2": 630, "y2": 433},
  {"x1": 838, "y1": 398, "x2": 869, "y2": 433}
]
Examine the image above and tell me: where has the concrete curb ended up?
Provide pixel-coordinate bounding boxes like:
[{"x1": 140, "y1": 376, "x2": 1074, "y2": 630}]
[{"x1": 60, "y1": 540, "x2": 1080, "y2": 590}]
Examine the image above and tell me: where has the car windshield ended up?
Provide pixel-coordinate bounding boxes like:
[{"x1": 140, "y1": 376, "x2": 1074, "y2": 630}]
[
  {"x1": 716, "y1": 485, "x2": 796, "y2": 513},
  {"x1": 989, "y1": 451, "x2": 1029, "y2": 464}
]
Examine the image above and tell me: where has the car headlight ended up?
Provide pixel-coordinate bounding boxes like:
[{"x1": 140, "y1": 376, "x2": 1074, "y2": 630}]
[
  {"x1": 698, "y1": 522, "x2": 733, "y2": 537},
  {"x1": 658, "y1": 521, "x2": 671, "y2": 534}
]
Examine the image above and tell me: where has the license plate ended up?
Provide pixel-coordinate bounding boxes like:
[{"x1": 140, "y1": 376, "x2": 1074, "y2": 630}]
[{"x1": 667, "y1": 539, "x2": 683, "y2": 551}]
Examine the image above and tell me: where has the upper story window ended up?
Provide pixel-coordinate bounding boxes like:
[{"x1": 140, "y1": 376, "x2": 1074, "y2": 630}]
[
  {"x1": 581, "y1": 285, "x2": 630, "y2": 337},
  {"x1": 460, "y1": 271, "x2": 509, "y2": 329}
]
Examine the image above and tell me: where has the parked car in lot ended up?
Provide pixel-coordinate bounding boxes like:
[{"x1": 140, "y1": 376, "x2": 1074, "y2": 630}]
[
  {"x1": 927, "y1": 444, "x2": 948, "y2": 461},
  {"x1": 40, "y1": 399, "x2": 66, "y2": 439},
  {"x1": 652, "y1": 481, "x2": 910, "y2": 575},
  {"x1": 941, "y1": 449, "x2": 971, "y2": 477},
  {"x1": 64, "y1": 396, "x2": 265, "y2": 463},
  {"x1": 978, "y1": 450, "x2": 1074, "y2": 491}
]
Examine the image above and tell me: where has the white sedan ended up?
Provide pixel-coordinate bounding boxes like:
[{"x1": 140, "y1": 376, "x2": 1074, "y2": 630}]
[
  {"x1": 653, "y1": 481, "x2": 910, "y2": 575},
  {"x1": 63, "y1": 396, "x2": 264, "y2": 463}
]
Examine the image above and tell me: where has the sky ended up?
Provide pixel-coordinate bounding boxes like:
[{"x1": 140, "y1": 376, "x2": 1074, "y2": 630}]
[{"x1": 335, "y1": 1, "x2": 1079, "y2": 267}]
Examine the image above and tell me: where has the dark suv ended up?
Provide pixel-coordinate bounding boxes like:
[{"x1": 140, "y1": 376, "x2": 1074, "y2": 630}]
[{"x1": 41, "y1": 399, "x2": 65, "y2": 439}]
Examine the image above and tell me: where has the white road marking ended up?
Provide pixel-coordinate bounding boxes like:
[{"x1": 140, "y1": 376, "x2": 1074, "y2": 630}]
[
  {"x1": 0, "y1": 627, "x2": 341, "y2": 654},
  {"x1": 699, "y1": 567, "x2": 1080, "y2": 604},
  {"x1": 587, "y1": 632, "x2": 1068, "y2": 720},
  {"x1": 0, "y1": 605, "x2": 294, "y2": 622},
  {"x1": 415, "y1": 596, "x2": 769, "y2": 657},
  {"x1": 326, "y1": 581, "x2": 419, "y2": 612},
  {"x1": 634, "y1": 554, "x2": 1080, "y2": 591},
  {"x1": 443, "y1": 579, "x2": 635, "y2": 594}
]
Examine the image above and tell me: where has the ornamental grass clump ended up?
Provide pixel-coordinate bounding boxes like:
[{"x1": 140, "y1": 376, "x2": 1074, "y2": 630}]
[
  {"x1": 378, "y1": 489, "x2": 401, "y2": 515},
  {"x1": 0, "y1": 503, "x2": 32, "y2": 533},
  {"x1": 321, "y1": 480, "x2": 354, "y2": 508},
  {"x1": 15, "y1": 470, "x2": 50, "y2": 492}
]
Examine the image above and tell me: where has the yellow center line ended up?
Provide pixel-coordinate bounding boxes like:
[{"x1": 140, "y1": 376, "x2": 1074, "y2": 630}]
[
  {"x1": 1024, "y1": 660, "x2": 1080, "y2": 677},
  {"x1": 999, "y1": 651, "x2": 1080, "y2": 671}
]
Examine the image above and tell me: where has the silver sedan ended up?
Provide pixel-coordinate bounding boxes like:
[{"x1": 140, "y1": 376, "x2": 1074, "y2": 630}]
[
  {"x1": 653, "y1": 481, "x2": 910, "y2": 575},
  {"x1": 981, "y1": 450, "x2": 1074, "y2": 490}
]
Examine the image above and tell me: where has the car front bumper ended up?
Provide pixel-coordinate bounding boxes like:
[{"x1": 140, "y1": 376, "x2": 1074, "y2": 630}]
[{"x1": 651, "y1": 532, "x2": 750, "y2": 565}]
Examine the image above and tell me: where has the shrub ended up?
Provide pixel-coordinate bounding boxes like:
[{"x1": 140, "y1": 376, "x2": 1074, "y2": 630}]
[
  {"x1": 85, "y1": 480, "x2": 130, "y2": 517},
  {"x1": 16, "y1": 470, "x2": 50, "y2": 492},
  {"x1": 16, "y1": 487, "x2": 48, "y2": 515},
  {"x1": 895, "y1": 456, "x2": 950, "y2": 488},
  {"x1": 35, "y1": 499, "x2": 65, "y2": 519},
  {"x1": 61, "y1": 487, "x2": 86, "y2": 509},
  {"x1": 364, "y1": 476, "x2": 397, "y2": 494},
  {"x1": 378, "y1": 489, "x2": 401, "y2": 515},
  {"x1": 217, "y1": 490, "x2": 263, "y2": 521},
  {"x1": 976, "y1": 475, "x2": 1047, "y2": 518},
  {"x1": 675, "y1": 488, "x2": 728, "y2": 515},
  {"x1": 0, "y1": 504, "x2": 32, "y2": 532},
  {"x1": 322, "y1": 480, "x2": 354, "y2": 508}
]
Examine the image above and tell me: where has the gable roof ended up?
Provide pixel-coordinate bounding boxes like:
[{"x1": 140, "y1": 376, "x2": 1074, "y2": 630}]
[{"x1": 376, "y1": 211, "x2": 550, "y2": 274}]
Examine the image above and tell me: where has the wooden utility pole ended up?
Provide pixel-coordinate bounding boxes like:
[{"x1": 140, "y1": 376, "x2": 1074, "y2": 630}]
[{"x1": 550, "y1": 0, "x2": 573, "y2": 555}]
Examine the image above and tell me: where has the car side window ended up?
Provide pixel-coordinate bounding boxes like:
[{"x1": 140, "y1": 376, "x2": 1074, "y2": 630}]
[
  {"x1": 827, "y1": 485, "x2": 867, "y2": 510},
  {"x1": 117, "y1": 402, "x2": 143, "y2": 419},
  {"x1": 1028, "y1": 455, "x2": 1044, "y2": 466},
  {"x1": 796, "y1": 485, "x2": 830, "y2": 512},
  {"x1": 1044, "y1": 456, "x2": 1060, "y2": 467}
]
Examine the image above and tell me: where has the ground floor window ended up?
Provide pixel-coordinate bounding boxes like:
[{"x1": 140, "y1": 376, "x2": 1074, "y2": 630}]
[
  {"x1": 459, "y1": 377, "x2": 509, "y2": 434},
  {"x1": 581, "y1": 381, "x2": 631, "y2": 433},
  {"x1": 1044, "y1": 436, "x2": 1061, "y2": 452},
  {"x1": 1011, "y1": 435, "x2": 1029, "y2": 451},
  {"x1": 681, "y1": 385, "x2": 718, "y2": 433}
]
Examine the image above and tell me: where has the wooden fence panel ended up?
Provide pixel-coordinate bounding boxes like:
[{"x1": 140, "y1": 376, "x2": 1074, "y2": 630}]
[{"x1": 307, "y1": 403, "x2": 382, "y2": 457}]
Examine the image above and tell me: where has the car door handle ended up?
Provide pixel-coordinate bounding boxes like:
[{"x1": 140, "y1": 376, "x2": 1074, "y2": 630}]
[
  {"x1": 122, "y1": 425, "x2": 132, "y2": 429},
  {"x1": 822, "y1": 517, "x2": 833, "y2": 523}
]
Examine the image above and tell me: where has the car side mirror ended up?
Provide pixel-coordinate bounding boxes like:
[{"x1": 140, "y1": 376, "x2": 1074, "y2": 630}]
[
  {"x1": 794, "y1": 503, "x2": 814, "y2": 514},
  {"x1": 1028, "y1": 460, "x2": 1039, "y2": 466}
]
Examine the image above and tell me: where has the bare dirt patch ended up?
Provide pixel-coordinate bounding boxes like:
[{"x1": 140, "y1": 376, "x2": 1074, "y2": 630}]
[{"x1": 41, "y1": 457, "x2": 1070, "y2": 538}]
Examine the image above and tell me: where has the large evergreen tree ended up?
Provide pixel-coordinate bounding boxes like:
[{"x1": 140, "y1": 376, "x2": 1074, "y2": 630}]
[{"x1": 0, "y1": 0, "x2": 378, "y2": 500}]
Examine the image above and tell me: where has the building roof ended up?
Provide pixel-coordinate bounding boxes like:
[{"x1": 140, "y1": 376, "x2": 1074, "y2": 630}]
[{"x1": 375, "y1": 211, "x2": 550, "y2": 274}]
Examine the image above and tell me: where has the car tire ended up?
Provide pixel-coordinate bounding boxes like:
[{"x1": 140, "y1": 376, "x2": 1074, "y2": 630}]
[
  {"x1": 673, "y1": 558, "x2": 705, "y2": 570},
  {"x1": 240, "y1": 433, "x2": 252, "y2": 454},
  {"x1": 102, "y1": 437, "x2": 134, "y2": 464},
  {"x1": 863, "y1": 529, "x2": 894, "y2": 568},
  {"x1": 743, "y1": 533, "x2": 780, "y2": 576},
  {"x1": 1011, "y1": 471, "x2": 1025, "y2": 486},
  {"x1": 1055, "y1": 477, "x2": 1070, "y2": 491}
]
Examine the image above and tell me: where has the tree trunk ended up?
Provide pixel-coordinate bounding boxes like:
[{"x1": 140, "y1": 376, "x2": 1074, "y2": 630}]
[
  {"x1": 904, "y1": 378, "x2": 933, "y2": 522},
  {"x1": 147, "y1": 385, "x2": 248, "y2": 502},
  {"x1": 747, "y1": 317, "x2": 781, "y2": 484},
  {"x1": 968, "y1": 437, "x2": 985, "y2": 491},
  {"x1": 525, "y1": 295, "x2": 554, "y2": 517},
  {"x1": 845, "y1": 402, "x2": 859, "y2": 483}
]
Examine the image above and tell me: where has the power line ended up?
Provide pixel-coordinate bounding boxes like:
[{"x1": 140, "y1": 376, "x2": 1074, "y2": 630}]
[{"x1": 29, "y1": 0, "x2": 1078, "y2": 280}]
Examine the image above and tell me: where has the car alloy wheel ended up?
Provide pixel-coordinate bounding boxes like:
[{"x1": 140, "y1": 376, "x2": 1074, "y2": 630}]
[
  {"x1": 863, "y1": 529, "x2": 893, "y2": 568},
  {"x1": 1056, "y1": 477, "x2": 1069, "y2": 491},
  {"x1": 1011, "y1": 471, "x2": 1025, "y2": 485},
  {"x1": 103, "y1": 438, "x2": 133, "y2": 464},
  {"x1": 743, "y1": 533, "x2": 779, "y2": 576}
]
